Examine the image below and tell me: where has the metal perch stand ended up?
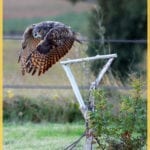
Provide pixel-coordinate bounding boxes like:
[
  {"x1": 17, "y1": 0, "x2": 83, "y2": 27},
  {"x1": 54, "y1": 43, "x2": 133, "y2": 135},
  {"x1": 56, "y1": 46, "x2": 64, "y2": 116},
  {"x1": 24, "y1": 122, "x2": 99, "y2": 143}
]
[{"x1": 61, "y1": 54, "x2": 117, "y2": 149}]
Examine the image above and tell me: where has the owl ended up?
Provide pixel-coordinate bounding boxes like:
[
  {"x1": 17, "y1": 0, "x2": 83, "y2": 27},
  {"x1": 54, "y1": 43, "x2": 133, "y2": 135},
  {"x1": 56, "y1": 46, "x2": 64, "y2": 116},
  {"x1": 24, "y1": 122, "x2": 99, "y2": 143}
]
[{"x1": 18, "y1": 21, "x2": 81, "y2": 76}]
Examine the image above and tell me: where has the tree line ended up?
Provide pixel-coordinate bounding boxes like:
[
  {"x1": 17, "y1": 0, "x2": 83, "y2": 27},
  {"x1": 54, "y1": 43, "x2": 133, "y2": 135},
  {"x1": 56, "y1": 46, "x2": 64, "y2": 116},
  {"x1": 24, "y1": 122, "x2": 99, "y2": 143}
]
[{"x1": 68, "y1": 0, "x2": 146, "y2": 82}]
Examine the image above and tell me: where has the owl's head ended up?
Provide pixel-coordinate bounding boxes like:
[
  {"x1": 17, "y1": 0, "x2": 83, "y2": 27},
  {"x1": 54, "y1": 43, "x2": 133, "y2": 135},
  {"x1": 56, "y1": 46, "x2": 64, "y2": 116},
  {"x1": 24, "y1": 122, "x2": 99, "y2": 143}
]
[{"x1": 32, "y1": 23, "x2": 49, "y2": 39}]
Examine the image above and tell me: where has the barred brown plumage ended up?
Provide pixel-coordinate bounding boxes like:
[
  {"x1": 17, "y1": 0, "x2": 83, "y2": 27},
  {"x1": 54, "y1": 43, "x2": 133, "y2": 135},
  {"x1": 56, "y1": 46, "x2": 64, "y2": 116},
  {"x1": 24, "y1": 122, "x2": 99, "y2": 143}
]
[{"x1": 18, "y1": 21, "x2": 81, "y2": 76}]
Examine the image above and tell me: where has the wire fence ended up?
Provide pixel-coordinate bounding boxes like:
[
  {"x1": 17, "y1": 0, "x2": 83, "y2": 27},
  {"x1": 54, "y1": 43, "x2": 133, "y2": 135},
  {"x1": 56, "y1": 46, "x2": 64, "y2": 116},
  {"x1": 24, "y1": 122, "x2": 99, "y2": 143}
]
[
  {"x1": 3, "y1": 84, "x2": 146, "y2": 91},
  {"x1": 3, "y1": 35, "x2": 147, "y2": 44}
]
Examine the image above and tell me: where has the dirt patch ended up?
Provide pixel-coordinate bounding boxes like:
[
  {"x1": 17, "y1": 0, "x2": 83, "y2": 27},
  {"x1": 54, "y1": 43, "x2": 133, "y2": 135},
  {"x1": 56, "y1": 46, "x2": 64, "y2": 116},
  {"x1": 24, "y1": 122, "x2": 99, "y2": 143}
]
[{"x1": 4, "y1": 0, "x2": 93, "y2": 19}]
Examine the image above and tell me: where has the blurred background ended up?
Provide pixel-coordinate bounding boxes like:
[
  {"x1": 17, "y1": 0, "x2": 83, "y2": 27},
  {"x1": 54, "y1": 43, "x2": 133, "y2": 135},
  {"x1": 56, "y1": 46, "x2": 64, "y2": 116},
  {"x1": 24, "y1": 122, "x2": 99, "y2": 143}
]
[
  {"x1": 3, "y1": 0, "x2": 147, "y2": 149},
  {"x1": 3, "y1": 0, "x2": 147, "y2": 98},
  {"x1": 3, "y1": 0, "x2": 93, "y2": 98}
]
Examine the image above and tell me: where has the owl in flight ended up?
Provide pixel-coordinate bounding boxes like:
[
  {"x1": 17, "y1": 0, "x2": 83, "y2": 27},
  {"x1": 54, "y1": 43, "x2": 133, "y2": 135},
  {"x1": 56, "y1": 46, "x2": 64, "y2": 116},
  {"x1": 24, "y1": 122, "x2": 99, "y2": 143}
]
[{"x1": 18, "y1": 21, "x2": 81, "y2": 76}]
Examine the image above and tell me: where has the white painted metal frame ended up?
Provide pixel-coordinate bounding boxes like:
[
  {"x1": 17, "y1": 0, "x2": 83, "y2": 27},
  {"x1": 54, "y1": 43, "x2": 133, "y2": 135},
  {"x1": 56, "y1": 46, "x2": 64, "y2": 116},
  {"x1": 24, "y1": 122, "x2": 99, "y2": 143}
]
[
  {"x1": 61, "y1": 64, "x2": 87, "y2": 117},
  {"x1": 60, "y1": 54, "x2": 117, "y2": 149},
  {"x1": 61, "y1": 54, "x2": 117, "y2": 116}
]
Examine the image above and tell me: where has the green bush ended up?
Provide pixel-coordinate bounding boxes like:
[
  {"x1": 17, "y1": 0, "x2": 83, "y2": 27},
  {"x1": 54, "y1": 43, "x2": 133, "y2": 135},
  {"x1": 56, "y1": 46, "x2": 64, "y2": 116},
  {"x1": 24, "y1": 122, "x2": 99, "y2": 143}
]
[
  {"x1": 89, "y1": 77, "x2": 146, "y2": 149},
  {"x1": 3, "y1": 96, "x2": 83, "y2": 123}
]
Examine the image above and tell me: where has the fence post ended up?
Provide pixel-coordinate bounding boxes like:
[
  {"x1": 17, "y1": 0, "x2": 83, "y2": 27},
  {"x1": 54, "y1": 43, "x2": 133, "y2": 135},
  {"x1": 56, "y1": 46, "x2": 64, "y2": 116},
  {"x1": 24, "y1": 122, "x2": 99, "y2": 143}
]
[{"x1": 61, "y1": 54, "x2": 117, "y2": 149}]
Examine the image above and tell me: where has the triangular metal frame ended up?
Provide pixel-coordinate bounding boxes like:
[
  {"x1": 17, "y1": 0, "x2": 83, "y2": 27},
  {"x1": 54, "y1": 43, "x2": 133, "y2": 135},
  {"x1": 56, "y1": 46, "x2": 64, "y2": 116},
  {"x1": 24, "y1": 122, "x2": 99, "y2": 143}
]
[{"x1": 60, "y1": 54, "x2": 117, "y2": 149}]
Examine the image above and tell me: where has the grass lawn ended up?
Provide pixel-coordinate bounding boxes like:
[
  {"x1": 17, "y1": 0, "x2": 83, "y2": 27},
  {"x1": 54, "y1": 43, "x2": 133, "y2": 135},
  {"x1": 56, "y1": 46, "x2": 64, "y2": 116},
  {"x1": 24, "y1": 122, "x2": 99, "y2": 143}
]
[
  {"x1": 4, "y1": 12, "x2": 90, "y2": 36},
  {"x1": 4, "y1": 0, "x2": 92, "y2": 35},
  {"x1": 4, "y1": 122, "x2": 85, "y2": 150}
]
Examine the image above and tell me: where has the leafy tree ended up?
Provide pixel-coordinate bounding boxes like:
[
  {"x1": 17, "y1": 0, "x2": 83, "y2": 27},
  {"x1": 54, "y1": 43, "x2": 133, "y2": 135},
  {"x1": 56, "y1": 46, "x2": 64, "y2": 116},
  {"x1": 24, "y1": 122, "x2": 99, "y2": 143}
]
[
  {"x1": 68, "y1": 0, "x2": 147, "y2": 81},
  {"x1": 89, "y1": 0, "x2": 146, "y2": 80}
]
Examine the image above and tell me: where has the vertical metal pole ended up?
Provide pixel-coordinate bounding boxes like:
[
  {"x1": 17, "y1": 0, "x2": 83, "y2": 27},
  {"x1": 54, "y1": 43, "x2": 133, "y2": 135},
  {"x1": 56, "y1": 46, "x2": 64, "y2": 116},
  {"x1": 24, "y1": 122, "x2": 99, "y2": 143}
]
[{"x1": 85, "y1": 135, "x2": 93, "y2": 150}]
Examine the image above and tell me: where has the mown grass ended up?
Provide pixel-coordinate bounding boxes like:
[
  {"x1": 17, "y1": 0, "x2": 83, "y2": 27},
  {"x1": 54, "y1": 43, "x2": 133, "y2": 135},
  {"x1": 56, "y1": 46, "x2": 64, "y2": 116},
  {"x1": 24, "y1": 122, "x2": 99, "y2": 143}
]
[
  {"x1": 4, "y1": 122, "x2": 85, "y2": 150},
  {"x1": 4, "y1": 12, "x2": 90, "y2": 35}
]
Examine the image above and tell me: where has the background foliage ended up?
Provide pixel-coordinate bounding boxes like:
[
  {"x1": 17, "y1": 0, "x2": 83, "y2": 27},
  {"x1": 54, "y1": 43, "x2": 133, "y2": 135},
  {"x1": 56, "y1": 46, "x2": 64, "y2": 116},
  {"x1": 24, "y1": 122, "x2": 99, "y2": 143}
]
[
  {"x1": 4, "y1": 96, "x2": 83, "y2": 123},
  {"x1": 69, "y1": 0, "x2": 147, "y2": 81},
  {"x1": 88, "y1": 0, "x2": 146, "y2": 81},
  {"x1": 89, "y1": 77, "x2": 146, "y2": 149}
]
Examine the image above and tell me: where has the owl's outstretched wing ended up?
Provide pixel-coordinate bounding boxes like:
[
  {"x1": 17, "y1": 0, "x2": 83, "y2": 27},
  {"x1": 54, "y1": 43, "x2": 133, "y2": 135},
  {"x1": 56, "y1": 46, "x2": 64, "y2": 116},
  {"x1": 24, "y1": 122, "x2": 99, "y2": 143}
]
[
  {"x1": 25, "y1": 26, "x2": 76, "y2": 76},
  {"x1": 18, "y1": 25, "x2": 41, "y2": 75}
]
